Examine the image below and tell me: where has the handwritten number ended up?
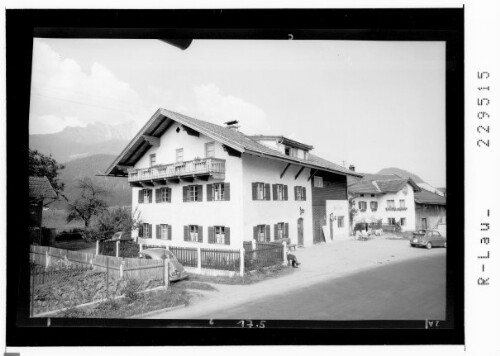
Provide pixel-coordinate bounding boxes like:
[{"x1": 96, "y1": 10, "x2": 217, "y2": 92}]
[
  {"x1": 477, "y1": 125, "x2": 490, "y2": 134},
  {"x1": 477, "y1": 139, "x2": 490, "y2": 147},
  {"x1": 477, "y1": 112, "x2": 489, "y2": 119}
]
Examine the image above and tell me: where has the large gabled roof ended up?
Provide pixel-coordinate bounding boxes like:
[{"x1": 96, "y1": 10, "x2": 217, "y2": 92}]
[
  {"x1": 105, "y1": 108, "x2": 362, "y2": 178},
  {"x1": 348, "y1": 173, "x2": 421, "y2": 195},
  {"x1": 29, "y1": 176, "x2": 57, "y2": 199}
]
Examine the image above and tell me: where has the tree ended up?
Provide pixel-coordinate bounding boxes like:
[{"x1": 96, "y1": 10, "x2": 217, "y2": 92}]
[
  {"x1": 66, "y1": 178, "x2": 109, "y2": 228},
  {"x1": 28, "y1": 149, "x2": 66, "y2": 202},
  {"x1": 348, "y1": 196, "x2": 358, "y2": 235},
  {"x1": 82, "y1": 207, "x2": 142, "y2": 241}
]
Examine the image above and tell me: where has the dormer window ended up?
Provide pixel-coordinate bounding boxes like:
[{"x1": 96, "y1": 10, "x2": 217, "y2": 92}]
[
  {"x1": 149, "y1": 154, "x2": 156, "y2": 167},
  {"x1": 176, "y1": 148, "x2": 183, "y2": 163},
  {"x1": 284, "y1": 146, "x2": 298, "y2": 157}
]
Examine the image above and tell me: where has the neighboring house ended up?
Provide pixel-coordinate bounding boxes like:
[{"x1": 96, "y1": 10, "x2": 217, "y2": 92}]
[
  {"x1": 29, "y1": 176, "x2": 57, "y2": 227},
  {"x1": 417, "y1": 182, "x2": 445, "y2": 197},
  {"x1": 414, "y1": 189, "x2": 447, "y2": 230},
  {"x1": 348, "y1": 174, "x2": 421, "y2": 231},
  {"x1": 105, "y1": 108, "x2": 361, "y2": 248}
]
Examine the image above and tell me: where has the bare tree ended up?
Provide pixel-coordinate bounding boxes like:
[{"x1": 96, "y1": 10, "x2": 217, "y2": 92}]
[{"x1": 66, "y1": 178, "x2": 109, "y2": 228}]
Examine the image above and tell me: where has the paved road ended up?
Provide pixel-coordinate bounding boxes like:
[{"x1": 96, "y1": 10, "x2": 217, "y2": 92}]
[{"x1": 196, "y1": 253, "x2": 446, "y2": 320}]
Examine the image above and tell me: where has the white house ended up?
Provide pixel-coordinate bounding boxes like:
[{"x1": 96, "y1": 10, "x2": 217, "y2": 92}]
[
  {"x1": 105, "y1": 108, "x2": 361, "y2": 249},
  {"x1": 348, "y1": 174, "x2": 421, "y2": 231}
]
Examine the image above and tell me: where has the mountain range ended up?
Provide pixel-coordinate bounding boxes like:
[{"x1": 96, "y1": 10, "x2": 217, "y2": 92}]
[{"x1": 30, "y1": 122, "x2": 442, "y2": 209}]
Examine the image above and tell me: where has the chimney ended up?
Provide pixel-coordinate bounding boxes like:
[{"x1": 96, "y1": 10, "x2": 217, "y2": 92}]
[
  {"x1": 224, "y1": 120, "x2": 240, "y2": 131},
  {"x1": 349, "y1": 165, "x2": 356, "y2": 172}
]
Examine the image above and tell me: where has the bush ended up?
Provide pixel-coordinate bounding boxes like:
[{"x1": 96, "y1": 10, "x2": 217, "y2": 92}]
[
  {"x1": 123, "y1": 279, "x2": 143, "y2": 303},
  {"x1": 56, "y1": 228, "x2": 84, "y2": 241}
]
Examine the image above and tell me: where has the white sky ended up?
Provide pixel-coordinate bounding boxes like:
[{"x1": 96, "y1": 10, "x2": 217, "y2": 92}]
[{"x1": 29, "y1": 38, "x2": 446, "y2": 186}]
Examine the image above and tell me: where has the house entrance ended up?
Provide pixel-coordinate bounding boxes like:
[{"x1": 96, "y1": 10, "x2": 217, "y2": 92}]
[{"x1": 297, "y1": 218, "x2": 304, "y2": 246}]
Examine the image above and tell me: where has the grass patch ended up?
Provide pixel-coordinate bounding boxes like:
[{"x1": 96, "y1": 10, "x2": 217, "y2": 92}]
[
  {"x1": 57, "y1": 286, "x2": 190, "y2": 318},
  {"x1": 174, "y1": 280, "x2": 217, "y2": 291},
  {"x1": 53, "y1": 239, "x2": 95, "y2": 251},
  {"x1": 187, "y1": 264, "x2": 293, "y2": 285}
]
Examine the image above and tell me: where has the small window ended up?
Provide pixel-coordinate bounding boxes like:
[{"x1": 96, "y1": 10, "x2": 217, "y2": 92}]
[
  {"x1": 388, "y1": 217, "x2": 396, "y2": 225},
  {"x1": 176, "y1": 148, "x2": 184, "y2": 163},
  {"x1": 157, "y1": 187, "x2": 170, "y2": 203},
  {"x1": 337, "y1": 216, "x2": 345, "y2": 228},
  {"x1": 277, "y1": 185, "x2": 284, "y2": 200},
  {"x1": 371, "y1": 194, "x2": 375, "y2": 197},
  {"x1": 314, "y1": 176, "x2": 323, "y2": 188},
  {"x1": 189, "y1": 225, "x2": 199, "y2": 242},
  {"x1": 295, "y1": 186, "x2": 306, "y2": 201},
  {"x1": 215, "y1": 226, "x2": 225, "y2": 244},
  {"x1": 189, "y1": 185, "x2": 199, "y2": 202},
  {"x1": 205, "y1": 142, "x2": 215, "y2": 158},
  {"x1": 160, "y1": 224, "x2": 170, "y2": 240},
  {"x1": 360, "y1": 194, "x2": 365, "y2": 197},
  {"x1": 400, "y1": 218, "x2": 406, "y2": 226},
  {"x1": 257, "y1": 183, "x2": 265, "y2": 200},
  {"x1": 276, "y1": 222, "x2": 285, "y2": 240},
  {"x1": 139, "y1": 189, "x2": 152, "y2": 204},
  {"x1": 214, "y1": 183, "x2": 225, "y2": 201},
  {"x1": 143, "y1": 223, "x2": 151, "y2": 238},
  {"x1": 370, "y1": 201, "x2": 378, "y2": 211},
  {"x1": 284, "y1": 147, "x2": 291, "y2": 156},
  {"x1": 387, "y1": 200, "x2": 395, "y2": 209},
  {"x1": 150, "y1": 154, "x2": 156, "y2": 166},
  {"x1": 358, "y1": 201, "x2": 367, "y2": 211},
  {"x1": 399, "y1": 199, "x2": 406, "y2": 209},
  {"x1": 257, "y1": 225, "x2": 266, "y2": 242}
]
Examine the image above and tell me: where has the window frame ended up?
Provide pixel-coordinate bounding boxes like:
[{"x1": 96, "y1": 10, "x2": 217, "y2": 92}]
[
  {"x1": 256, "y1": 182, "x2": 265, "y2": 200},
  {"x1": 189, "y1": 185, "x2": 198, "y2": 202},
  {"x1": 277, "y1": 222, "x2": 285, "y2": 239},
  {"x1": 387, "y1": 200, "x2": 395, "y2": 208},
  {"x1": 313, "y1": 176, "x2": 323, "y2": 188},
  {"x1": 214, "y1": 225, "x2": 226, "y2": 244},
  {"x1": 158, "y1": 187, "x2": 170, "y2": 203},
  {"x1": 160, "y1": 224, "x2": 169, "y2": 240},
  {"x1": 175, "y1": 148, "x2": 184, "y2": 163},
  {"x1": 257, "y1": 225, "x2": 266, "y2": 242},
  {"x1": 400, "y1": 218, "x2": 406, "y2": 226},
  {"x1": 189, "y1": 225, "x2": 199, "y2": 242},
  {"x1": 358, "y1": 201, "x2": 367, "y2": 211},
  {"x1": 205, "y1": 141, "x2": 215, "y2": 158},
  {"x1": 150, "y1": 153, "x2": 156, "y2": 166},
  {"x1": 213, "y1": 183, "x2": 225, "y2": 201},
  {"x1": 337, "y1": 216, "x2": 345, "y2": 228},
  {"x1": 399, "y1": 199, "x2": 406, "y2": 208}
]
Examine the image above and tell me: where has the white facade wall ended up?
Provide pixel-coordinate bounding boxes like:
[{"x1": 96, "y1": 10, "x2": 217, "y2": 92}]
[
  {"x1": 132, "y1": 125, "x2": 245, "y2": 249},
  {"x1": 241, "y1": 155, "x2": 314, "y2": 246},
  {"x1": 325, "y1": 200, "x2": 350, "y2": 240},
  {"x1": 352, "y1": 183, "x2": 416, "y2": 231}
]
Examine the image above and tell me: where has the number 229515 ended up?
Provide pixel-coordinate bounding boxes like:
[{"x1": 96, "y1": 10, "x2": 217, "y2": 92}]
[{"x1": 477, "y1": 71, "x2": 491, "y2": 148}]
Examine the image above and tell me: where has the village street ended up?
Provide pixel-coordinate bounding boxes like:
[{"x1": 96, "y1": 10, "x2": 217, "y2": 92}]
[{"x1": 145, "y1": 238, "x2": 447, "y2": 320}]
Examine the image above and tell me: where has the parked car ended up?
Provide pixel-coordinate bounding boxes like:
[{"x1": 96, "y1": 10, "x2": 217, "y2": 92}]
[
  {"x1": 138, "y1": 248, "x2": 188, "y2": 281},
  {"x1": 410, "y1": 229, "x2": 446, "y2": 249},
  {"x1": 109, "y1": 231, "x2": 133, "y2": 242}
]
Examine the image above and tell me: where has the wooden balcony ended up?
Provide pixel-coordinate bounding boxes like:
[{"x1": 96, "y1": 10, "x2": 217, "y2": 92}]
[{"x1": 128, "y1": 158, "x2": 225, "y2": 187}]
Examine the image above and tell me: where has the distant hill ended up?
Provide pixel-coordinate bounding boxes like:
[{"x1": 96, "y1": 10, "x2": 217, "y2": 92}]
[
  {"x1": 29, "y1": 121, "x2": 138, "y2": 163},
  {"x1": 376, "y1": 167, "x2": 425, "y2": 184},
  {"x1": 51, "y1": 154, "x2": 131, "y2": 209}
]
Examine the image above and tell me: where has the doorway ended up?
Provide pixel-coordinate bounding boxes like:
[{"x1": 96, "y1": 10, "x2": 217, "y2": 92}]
[
  {"x1": 422, "y1": 218, "x2": 428, "y2": 229},
  {"x1": 297, "y1": 218, "x2": 304, "y2": 246}
]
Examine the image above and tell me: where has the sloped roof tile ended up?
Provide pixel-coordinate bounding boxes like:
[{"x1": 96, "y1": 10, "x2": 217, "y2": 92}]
[
  {"x1": 29, "y1": 176, "x2": 57, "y2": 199},
  {"x1": 414, "y1": 189, "x2": 446, "y2": 205}
]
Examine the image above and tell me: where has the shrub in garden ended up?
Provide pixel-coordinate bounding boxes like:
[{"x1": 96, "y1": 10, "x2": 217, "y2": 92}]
[{"x1": 123, "y1": 278, "x2": 143, "y2": 303}]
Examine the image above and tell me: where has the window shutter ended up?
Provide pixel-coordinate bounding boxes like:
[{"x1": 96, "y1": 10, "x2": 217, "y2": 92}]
[
  {"x1": 207, "y1": 184, "x2": 213, "y2": 202},
  {"x1": 138, "y1": 190, "x2": 144, "y2": 204},
  {"x1": 148, "y1": 224, "x2": 153, "y2": 239},
  {"x1": 168, "y1": 225, "x2": 172, "y2": 240},
  {"x1": 225, "y1": 183, "x2": 230, "y2": 201},
  {"x1": 358, "y1": 201, "x2": 362, "y2": 209},
  {"x1": 183, "y1": 186, "x2": 188, "y2": 202},
  {"x1": 197, "y1": 185, "x2": 203, "y2": 202},
  {"x1": 252, "y1": 182, "x2": 257, "y2": 200},
  {"x1": 253, "y1": 226, "x2": 258, "y2": 240},
  {"x1": 167, "y1": 187, "x2": 172, "y2": 202},
  {"x1": 272, "y1": 184, "x2": 277, "y2": 201},
  {"x1": 303, "y1": 187, "x2": 307, "y2": 201},
  {"x1": 294, "y1": 186, "x2": 298, "y2": 200},
  {"x1": 148, "y1": 190, "x2": 152, "y2": 203},
  {"x1": 225, "y1": 227, "x2": 231, "y2": 245},
  {"x1": 274, "y1": 224, "x2": 278, "y2": 240},
  {"x1": 285, "y1": 223, "x2": 289, "y2": 238},
  {"x1": 265, "y1": 184, "x2": 271, "y2": 200},
  {"x1": 184, "y1": 226, "x2": 189, "y2": 241},
  {"x1": 155, "y1": 189, "x2": 161, "y2": 203},
  {"x1": 208, "y1": 226, "x2": 215, "y2": 244},
  {"x1": 156, "y1": 224, "x2": 161, "y2": 239},
  {"x1": 265, "y1": 225, "x2": 271, "y2": 242},
  {"x1": 138, "y1": 224, "x2": 143, "y2": 238},
  {"x1": 198, "y1": 225, "x2": 203, "y2": 242},
  {"x1": 283, "y1": 185, "x2": 288, "y2": 200}
]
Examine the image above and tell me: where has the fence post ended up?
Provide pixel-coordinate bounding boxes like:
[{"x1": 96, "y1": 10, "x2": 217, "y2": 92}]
[
  {"x1": 239, "y1": 248, "x2": 245, "y2": 277},
  {"x1": 116, "y1": 241, "x2": 120, "y2": 258},
  {"x1": 252, "y1": 240, "x2": 256, "y2": 250},
  {"x1": 119, "y1": 260, "x2": 124, "y2": 279},
  {"x1": 45, "y1": 251, "x2": 50, "y2": 270},
  {"x1": 282, "y1": 241, "x2": 287, "y2": 265},
  {"x1": 95, "y1": 239, "x2": 100, "y2": 255},
  {"x1": 139, "y1": 243, "x2": 143, "y2": 252},
  {"x1": 197, "y1": 247, "x2": 202, "y2": 273}
]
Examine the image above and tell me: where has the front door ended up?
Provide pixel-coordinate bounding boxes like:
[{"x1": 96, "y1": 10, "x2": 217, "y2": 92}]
[{"x1": 297, "y1": 218, "x2": 304, "y2": 246}]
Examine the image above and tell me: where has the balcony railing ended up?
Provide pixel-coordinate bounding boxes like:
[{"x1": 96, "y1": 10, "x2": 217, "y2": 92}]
[
  {"x1": 128, "y1": 158, "x2": 225, "y2": 182},
  {"x1": 385, "y1": 207, "x2": 408, "y2": 211}
]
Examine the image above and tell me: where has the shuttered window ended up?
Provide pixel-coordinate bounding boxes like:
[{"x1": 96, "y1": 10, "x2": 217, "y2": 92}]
[
  {"x1": 139, "y1": 189, "x2": 153, "y2": 204},
  {"x1": 183, "y1": 185, "x2": 203, "y2": 202},
  {"x1": 294, "y1": 186, "x2": 306, "y2": 201},
  {"x1": 254, "y1": 225, "x2": 271, "y2": 242},
  {"x1": 185, "y1": 225, "x2": 203, "y2": 242},
  {"x1": 207, "y1": 183, "x2": 229, "y2": 201},
  {"x1": 272, "y1": 184, "x2": 288, "y2": 201},
  {"x1": 142, "y1": 223, "x2": 152, "y2": 239},
  {"x1": 208, "y1": 226, "x2": 230, "y2": 245},
  {"x1": 274, "y1": 222, "x2": 287, "y2": 240},
  {"x1": 370, "y1": 201, "x2": 378, "y2": 211},
  {"x1": 358, "y1": 201, "x2": 367, "y2": 211},
  {"x1": 313, "y1": 176, "x2": 323, "y2": 188},
  {"x1": 156, "y1": 224, "x2": 171, "y2": 240},
  {"x1": 156, "y1": 187, "x2": 171, "y2": 203}
]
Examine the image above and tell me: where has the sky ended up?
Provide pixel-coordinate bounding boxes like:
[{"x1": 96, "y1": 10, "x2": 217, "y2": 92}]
[{"x1": 29, "y1": 38, "x2": 446, "y2": 187}]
